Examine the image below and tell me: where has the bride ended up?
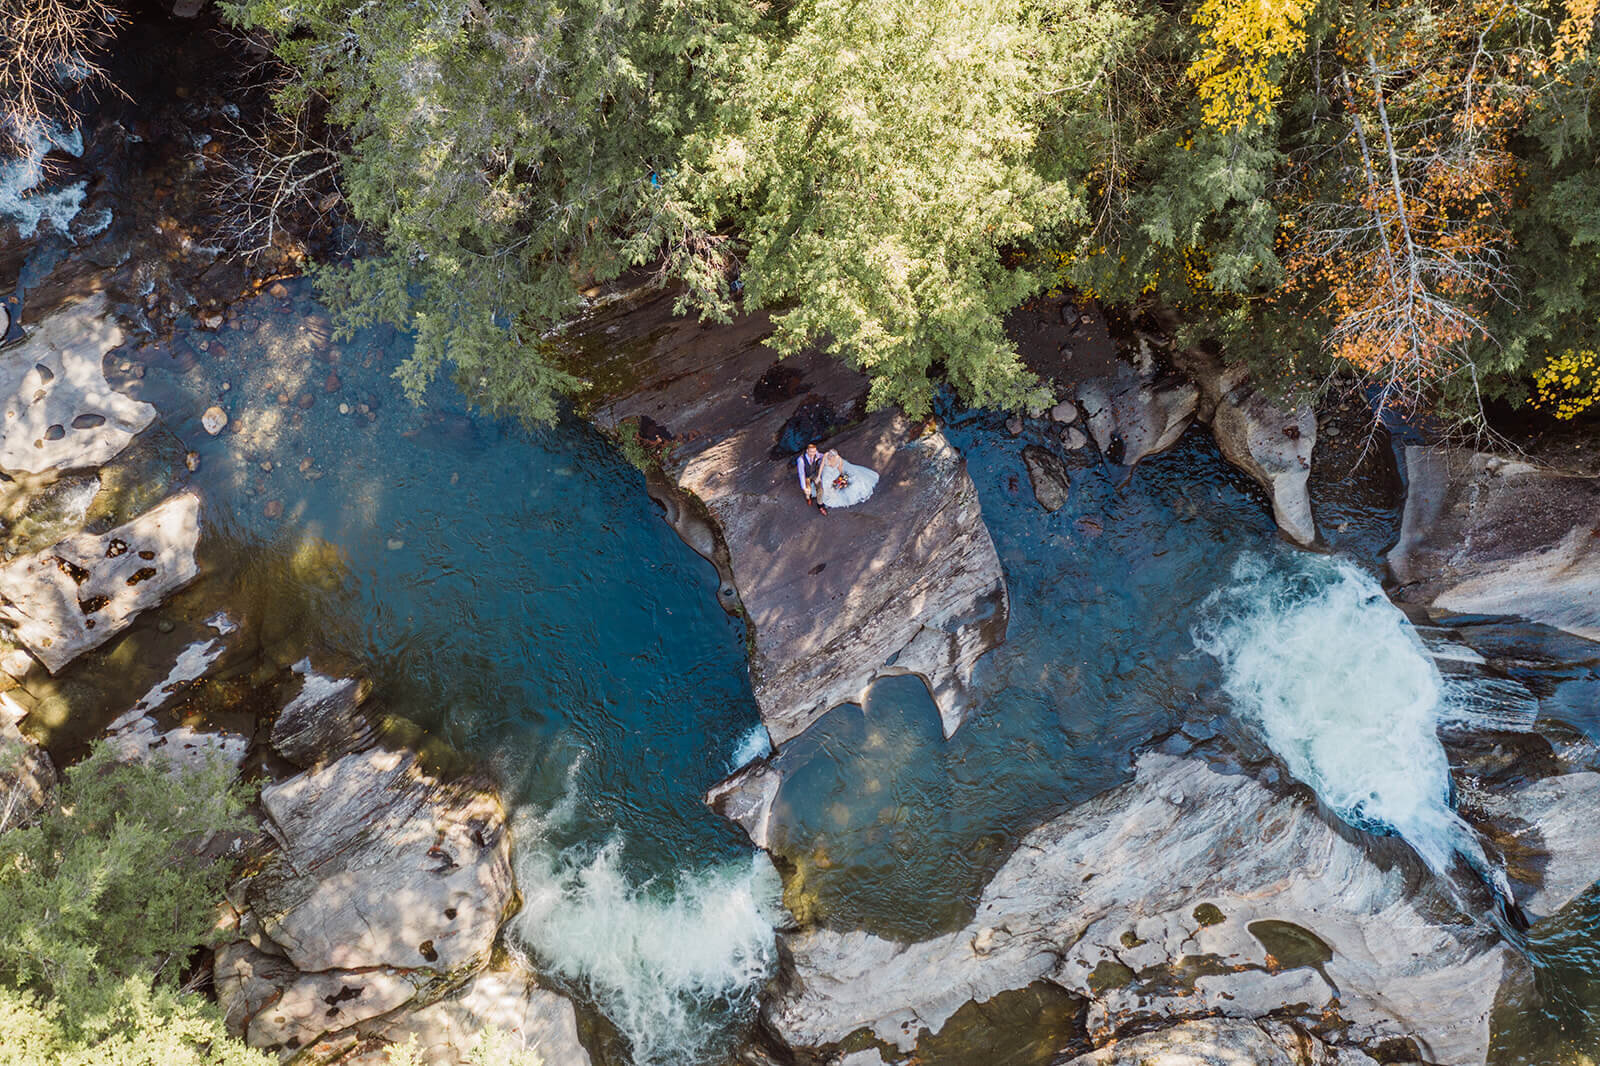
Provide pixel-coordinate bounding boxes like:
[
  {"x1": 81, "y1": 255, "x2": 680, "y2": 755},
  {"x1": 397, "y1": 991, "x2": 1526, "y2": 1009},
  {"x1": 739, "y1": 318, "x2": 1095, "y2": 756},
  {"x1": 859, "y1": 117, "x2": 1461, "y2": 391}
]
[{"x1": 816, "y1": 449, "x2": 880, "y2": 509}]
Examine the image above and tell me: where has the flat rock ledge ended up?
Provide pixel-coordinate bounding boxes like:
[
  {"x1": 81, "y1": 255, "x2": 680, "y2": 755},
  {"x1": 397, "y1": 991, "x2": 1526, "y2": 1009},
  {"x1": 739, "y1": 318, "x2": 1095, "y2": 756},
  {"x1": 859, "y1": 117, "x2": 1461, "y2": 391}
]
[
  {"x1": 0, "y1": 492, "x2": 202, "y2": 673},
  {"x1": 1389, "y1": 446, "x2": 1600, "y2": 642},
  {"x1": 0, "y1": 291, "x2": 157, "y2": 477},
  {"x1": 585, "y1": 288, "x2": 1008, "y2": 745},
  {"x1": 764, "y1": 753, "x2": 1600, "y2": 1066},
  {"x1": 219, "y1": 694, "x2": 519, "y2": 1060}
]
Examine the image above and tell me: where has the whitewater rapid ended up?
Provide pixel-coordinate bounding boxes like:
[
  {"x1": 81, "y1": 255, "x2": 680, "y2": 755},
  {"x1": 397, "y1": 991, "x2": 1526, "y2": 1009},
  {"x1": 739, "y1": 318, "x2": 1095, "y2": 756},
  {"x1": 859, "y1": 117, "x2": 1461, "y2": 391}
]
[
  {"x1": 509, "y1": 777, "x2": 782, "y2": 1066},
  {"x1": 1194, "y1": 554, "x2": 1512, "y2": 909}
]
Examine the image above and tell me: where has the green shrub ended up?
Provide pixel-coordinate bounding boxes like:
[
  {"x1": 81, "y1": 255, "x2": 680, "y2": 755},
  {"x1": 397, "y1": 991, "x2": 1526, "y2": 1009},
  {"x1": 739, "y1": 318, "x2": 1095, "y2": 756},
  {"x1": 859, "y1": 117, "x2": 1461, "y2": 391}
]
[{"x1": 0, "y1": 742, "x2": 254, "y2": 1025}]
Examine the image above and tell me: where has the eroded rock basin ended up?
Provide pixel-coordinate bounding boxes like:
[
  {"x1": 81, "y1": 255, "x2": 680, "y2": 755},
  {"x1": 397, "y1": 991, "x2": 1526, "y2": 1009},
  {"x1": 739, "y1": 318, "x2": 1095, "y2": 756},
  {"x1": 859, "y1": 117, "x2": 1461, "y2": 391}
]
[{"x1": 5, "y1": 276, "x2": 1600, "y2": 1066}]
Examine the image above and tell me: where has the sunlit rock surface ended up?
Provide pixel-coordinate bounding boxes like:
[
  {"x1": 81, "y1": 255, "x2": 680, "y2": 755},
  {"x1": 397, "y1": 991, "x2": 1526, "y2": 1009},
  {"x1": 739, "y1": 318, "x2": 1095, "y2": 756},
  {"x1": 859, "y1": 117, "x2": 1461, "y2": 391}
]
[
  {"x1": 220, "y1": 740, "x2": 517, "y2": 1056},
  {"x1": 764, "y1": 753, "x2": 1599, "y2": 1066},
  {"x1": 1175, "y1": 347, "x2": 1317, "y2": 547},
  {"x1": 586, "y1": 287, "x2": 1008, "y2": 745},
  {"x1": 0, "y1": 491, "x2": 200, "y2": 672},
  {"x1": 349, "y1": 962, "x2": 593, "y2": 1066},
  {"x1": 1389, "y1": 447, "x2": 1600, "y2": 642},
  {"x1": 248, "y1": 746, "x2": 514, "y2": 974},
  {"x1": 1060, "y1": 1018, "x2": 1397, "y2": 1066},
  {"x1": 0, "y1": 292, "x2": 156, "y2": 475}
]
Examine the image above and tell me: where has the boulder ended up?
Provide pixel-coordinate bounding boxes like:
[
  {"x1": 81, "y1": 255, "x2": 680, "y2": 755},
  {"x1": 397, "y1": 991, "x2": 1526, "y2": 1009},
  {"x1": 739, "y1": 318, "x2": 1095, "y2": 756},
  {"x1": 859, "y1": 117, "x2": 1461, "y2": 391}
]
[
  {"x1": 1171, "y1": 348, "x2": 1317, "y2": 547},
  {"x1": 1209, "y1": 388, "x2": 1317, "y2": 547},
  {"x1": 0, "y1": 693, "x2": 54, "y2": 832},
  {"x1": 350, "y1": 962, "x2": 593, "y2": 1066},
  {"x1": 1388, "y1": 447, "x2": 1600, "y2": 642},
  {"x1": 1060, "y1": 1018, "x2": 1391, "y2": 1066},
  {"x1": 587, "y1": 290, "x2": 1008, "y2": 745},
  {"x1": 762, "y1": 752, "x2": 1594, "y2": 1066},
  {"x1": 270, "y1": 659, "x2": 374, "y2": 767},
  {"x1": 1022, "y1": 445, "x2": 1071, "y2": 512},
  {"x1": 0, "y1": 492, "x2": 201, "y2": 672},
  {"x1": 246, "y1": 747, "x2": 514, "y2": 975},
  {"x1": 0, "y1": 292, "x2": 156, "y2": 475},
  {"x1": 706, "y1": 758, "x2": 784, "y2": 849},
  {"x1": 216, "y1": 940, "x2": 417, "y2": 1052},
  {"x1": 1075, "y1": 362, "x2": 1198, "y2": 467}
]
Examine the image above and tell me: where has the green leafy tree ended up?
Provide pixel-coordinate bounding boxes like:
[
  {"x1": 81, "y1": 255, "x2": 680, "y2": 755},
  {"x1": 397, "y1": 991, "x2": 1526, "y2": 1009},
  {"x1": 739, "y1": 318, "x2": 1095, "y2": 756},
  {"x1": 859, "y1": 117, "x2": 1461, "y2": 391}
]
[
  {"x1": 0, "y1": 743, "x2": 253, "y2": 1019},
  {"x1": 0, "y1": 980, "x2": 269, "y2": 1066}
]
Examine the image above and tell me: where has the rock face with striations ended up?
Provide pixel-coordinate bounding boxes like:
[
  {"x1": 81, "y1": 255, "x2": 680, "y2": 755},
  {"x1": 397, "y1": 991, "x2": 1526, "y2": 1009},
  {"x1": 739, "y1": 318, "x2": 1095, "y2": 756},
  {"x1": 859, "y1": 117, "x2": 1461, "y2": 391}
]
[
  {"x1": 585, "y1": 286, "x2": 1007, "y2": 745},
  {"x1": 1388, "y1": 447, "x2": 1600, "y2": 642},
  {"x1": 763, "y1": 752, "x2": 1600, "y2": 1066},
  {"x1": 219, "y1": 709, "x2": 517, "y2": 1059},
  {"x1": 0, "y1": 492, "x2": 201, "y2": 672},
  {"x1": 1060, "y1": 1018, "x2": 1398, "y2": 1066}
]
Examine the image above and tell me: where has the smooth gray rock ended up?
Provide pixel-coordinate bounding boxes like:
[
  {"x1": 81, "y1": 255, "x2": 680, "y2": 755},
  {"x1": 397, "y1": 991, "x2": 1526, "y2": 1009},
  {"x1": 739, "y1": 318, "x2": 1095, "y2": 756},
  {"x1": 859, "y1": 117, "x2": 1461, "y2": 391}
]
[
  {"x1": 1209, "y1": 388, "x2": 1317, "y2": 546},
  {"x1": 0, "y1": 492, "x2": 201, "y2": 672},
  {"x1": 247, "y1": 747, "x2": 514, "y2": 975},
  {"x1": 1022, "y1": 445, "x2": 1071, "y2": 512},
  {"x1": 0, "y1": 293, "x2": 156, "y2": 476},
  {"x1": 763, "y1": 753, "x2": 1564, "y2": 1066},
  {"x1": 270, "y1": 660, "x2": 374, "y2": 767},
  {"x1": 706, "y1": 759, "x2": 784, "y2": 849},
  {"x1": 0, "y1": 693, "x2": 54, "y2": 832},
  {"x1": 1076, "y1": 363, "x2": 1198, "y2": 467},
  {"x1": 1389, "y1": 447, "x2": 1600, "y2": 642},
  {"x1": 1172, "y1": 348, "x2": 1317, "y2": 547},
  {"x1": 1479, "y1": 771, "x2": 1600, "y2": 919},
  {"x1": 351, "y1": 962, "x2": 593, "y2": 1066},
  {"x1": 588, "y1": 291, "x2": 1008, "y2": 745}
]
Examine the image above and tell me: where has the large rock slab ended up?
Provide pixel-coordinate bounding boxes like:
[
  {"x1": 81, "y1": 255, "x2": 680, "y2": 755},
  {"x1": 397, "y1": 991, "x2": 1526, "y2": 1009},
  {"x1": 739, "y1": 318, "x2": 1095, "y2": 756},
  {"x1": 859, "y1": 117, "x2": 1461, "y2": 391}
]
[
  {"x1": 587, "y1": 288, "x2": 1007, "y2": 745},
  {"x1": 0, "y1": 492, "x2": 201, "y2": 672},
  {"x1": 1388, "y1": 447, "x2": 1600, "y2": 642},
  {"x1": 0, "y1": 292, "x2": 156, "y2": 475},
  {"x1": 763, "y1": 753, "x2": 1595, "y2": 1066},
  {"x1": 247, "y1": 747, "x2": 514, "y2": 975},
  {"x1": 350, "y1": 962, "x2": 593, "y2": 1066},
  {"x1": 270, "y1": 659, "x2": 375, "y2": 768}
]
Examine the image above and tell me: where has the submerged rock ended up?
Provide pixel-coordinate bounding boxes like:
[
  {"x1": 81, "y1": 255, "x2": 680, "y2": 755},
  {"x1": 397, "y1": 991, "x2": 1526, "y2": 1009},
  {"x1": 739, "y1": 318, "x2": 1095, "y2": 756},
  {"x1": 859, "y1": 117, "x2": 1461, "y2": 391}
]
[
  {"x1": 0, "y1": 292, "x2": 157, "y2": 476},
  {"x1": 763, "y1": 752, "x2": 1594, "y2": 1066},
  {"x1": 1061, "y1": 1017, "x2": 1394, "y2": 1066},
  {"x1": 1388, "y1": 447, "x2": 1600, "y2": 642},
  {"x1": 1022, "y1": 445, "x2": 1071, "y2": 512},
  {"x1": 0, "y1": 492, "x2": 201, "y2": 673},
  {"x1": 587, "y1": 290, "x2": 1008, "y2": 744}
]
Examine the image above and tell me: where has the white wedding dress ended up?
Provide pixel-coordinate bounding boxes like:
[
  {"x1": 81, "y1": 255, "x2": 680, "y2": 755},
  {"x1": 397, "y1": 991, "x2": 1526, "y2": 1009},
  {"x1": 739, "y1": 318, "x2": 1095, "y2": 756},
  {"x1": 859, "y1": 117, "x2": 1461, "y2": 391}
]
[{"x1": 817, "y1": 455, "x2": 879, "y2": 509}]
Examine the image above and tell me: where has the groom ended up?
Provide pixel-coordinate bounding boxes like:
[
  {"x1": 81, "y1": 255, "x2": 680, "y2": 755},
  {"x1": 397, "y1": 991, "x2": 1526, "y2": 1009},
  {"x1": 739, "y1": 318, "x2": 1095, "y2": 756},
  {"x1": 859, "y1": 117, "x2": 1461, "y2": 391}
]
[{"x1": 796, "y1": 442, "x2": 828, "y2": 516}]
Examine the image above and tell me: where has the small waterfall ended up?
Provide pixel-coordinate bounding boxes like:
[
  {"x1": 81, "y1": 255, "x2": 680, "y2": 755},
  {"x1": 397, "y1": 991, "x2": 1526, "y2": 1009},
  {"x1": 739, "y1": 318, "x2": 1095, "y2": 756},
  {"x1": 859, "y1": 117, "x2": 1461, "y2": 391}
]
[
  {"x1": 1194, "y1": 554, "x2": 1521, "y2": 925},
  {"x1": 728, "y1": 724, "x2": 772, "y2": 771},
  {"x1": 510, "y1": 786, "x2": 782, "y2": 1066}
]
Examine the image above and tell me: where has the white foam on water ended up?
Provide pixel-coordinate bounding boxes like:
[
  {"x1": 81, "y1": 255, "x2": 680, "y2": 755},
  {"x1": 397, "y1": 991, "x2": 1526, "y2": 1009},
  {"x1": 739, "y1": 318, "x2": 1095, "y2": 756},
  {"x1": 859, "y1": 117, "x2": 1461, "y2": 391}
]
[
  {"x1": 1194, "y1": 554, "x2": 1498, "y2": 887},
  {"x1": 510, "y1": 799, "x2": 782, "y2": 1065},
  {"x1": 729, "y1": 723, "x2": 772, "y2": 770},
  {"x1": 0, "y1": 123, "x2": 87, "y2": 239}
]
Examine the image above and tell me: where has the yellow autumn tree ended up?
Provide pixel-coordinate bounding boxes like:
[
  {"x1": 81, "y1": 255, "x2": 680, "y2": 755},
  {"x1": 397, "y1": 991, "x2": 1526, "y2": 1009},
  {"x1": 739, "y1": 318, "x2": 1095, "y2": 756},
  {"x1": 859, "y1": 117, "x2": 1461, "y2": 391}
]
[{"x1": 1187, "y1": 0, "x2": 1318, "y2": 129}]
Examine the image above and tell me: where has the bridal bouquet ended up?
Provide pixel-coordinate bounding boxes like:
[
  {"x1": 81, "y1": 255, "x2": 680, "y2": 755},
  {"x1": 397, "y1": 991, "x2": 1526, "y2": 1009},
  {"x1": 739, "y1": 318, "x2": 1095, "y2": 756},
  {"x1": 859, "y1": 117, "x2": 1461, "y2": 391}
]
[{"x1": 832, "y1": 473, "x2": 850, "y2": 490}]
